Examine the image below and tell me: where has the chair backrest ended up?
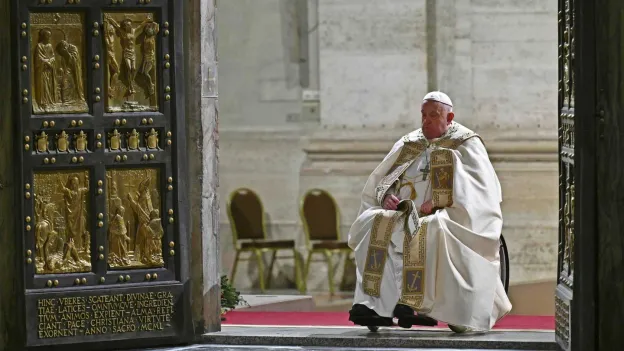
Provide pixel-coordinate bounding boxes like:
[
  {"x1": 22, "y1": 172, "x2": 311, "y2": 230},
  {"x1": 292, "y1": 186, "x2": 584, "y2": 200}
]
[
  {"x1": 227, "y1": 188, "x2": 266, "y2": 242},
  {"x1": 300, "y1": 188, "x2": 341, "y2": 242}
]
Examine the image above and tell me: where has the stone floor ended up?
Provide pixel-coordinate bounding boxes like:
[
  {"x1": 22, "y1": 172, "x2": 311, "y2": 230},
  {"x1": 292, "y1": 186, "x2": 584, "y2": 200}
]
[
  {"x1": 138, "y1": 346, "x2": 538, "y2": 351},
  {"x1": 124, "y1": 324, "x2": 556, "y2": 351},
  {"x1": 236, "y1": 289, "x2": 353, "y2": 312},
  {"x1": 200, "y1": 326, "x2": 556, "y2": 350},
  {"x1": 238, "y1": 294, "x2": 317, "y2": 312}
]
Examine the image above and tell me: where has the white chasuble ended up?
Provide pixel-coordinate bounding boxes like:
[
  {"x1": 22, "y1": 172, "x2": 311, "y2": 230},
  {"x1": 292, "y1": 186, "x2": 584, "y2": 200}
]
[{"x1": 348, "y1": 122, "x2": 512, "y2": 331}]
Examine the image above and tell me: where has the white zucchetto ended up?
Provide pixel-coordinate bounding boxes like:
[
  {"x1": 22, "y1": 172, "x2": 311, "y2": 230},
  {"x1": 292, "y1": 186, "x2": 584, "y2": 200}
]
[{"x1": 423, "y1": 91, "x2": 453, "y2": 107}]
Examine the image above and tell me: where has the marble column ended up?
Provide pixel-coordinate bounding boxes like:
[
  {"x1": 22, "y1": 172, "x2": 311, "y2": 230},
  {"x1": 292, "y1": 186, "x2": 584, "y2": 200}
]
[{"x1": 186, "y1": 0, "x2": 220, "y2": 334}]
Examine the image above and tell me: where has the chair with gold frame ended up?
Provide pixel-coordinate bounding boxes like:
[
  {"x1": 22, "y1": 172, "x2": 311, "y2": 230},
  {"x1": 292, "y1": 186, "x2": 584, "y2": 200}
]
[
  {"x1": 299, "y1": 188, "x2": 352, "y2": 295},
  {"x1": 227, "y1": 188, "x2": 304, "y2": 293}
]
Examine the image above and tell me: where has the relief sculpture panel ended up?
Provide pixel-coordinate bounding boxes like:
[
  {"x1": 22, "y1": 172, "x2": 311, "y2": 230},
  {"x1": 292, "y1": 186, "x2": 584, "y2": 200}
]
[
  {"x1": 33, "y1": 170, "x2": 91, "y2": 274},
  {"x1": 106, "y1": 168, "x2": 164, "y2": 269},
  {"x1": 103, "y1": 12, "x2": 159, "y2": 113},
  {"x1": 30, "y1": 12, "x2": 88, "y2": 114}
]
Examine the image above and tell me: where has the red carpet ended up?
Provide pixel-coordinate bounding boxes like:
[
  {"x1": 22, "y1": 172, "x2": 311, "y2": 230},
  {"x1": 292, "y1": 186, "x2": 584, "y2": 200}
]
[{"x1": 223, "y1": 311, "x2": 554, "y2": 330}]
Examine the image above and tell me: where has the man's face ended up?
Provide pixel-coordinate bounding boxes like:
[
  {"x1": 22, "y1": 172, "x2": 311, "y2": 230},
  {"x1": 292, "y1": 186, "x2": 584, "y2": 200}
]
[
  {"x1": 43, "y1": 31, "x2": 51, "y2": 44},
  {"x1": 421, "y1": 100, "x2": 454, "y2": 139}
]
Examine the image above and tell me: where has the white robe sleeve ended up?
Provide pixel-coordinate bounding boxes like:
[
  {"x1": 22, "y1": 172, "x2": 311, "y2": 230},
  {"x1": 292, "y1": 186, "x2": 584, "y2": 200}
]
[
  {"x1": 348, "y1": 138, "x2": 405, "y2": 249},
  {"x1": 359, "y1": 138, "x2": 405, "y2": 210},
  {"x1": 423, "y1": 137, "x2": 510, "y2": 329},
  {"x1": 433, "y1": 136, "x2": 503, "y2": 261}
]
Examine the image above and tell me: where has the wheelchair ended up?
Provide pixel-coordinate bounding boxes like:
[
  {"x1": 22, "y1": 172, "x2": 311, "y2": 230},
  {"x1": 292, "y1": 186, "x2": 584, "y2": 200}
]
[{"x1": 361, "y1": 234, "x2": 510, "y2": 332}]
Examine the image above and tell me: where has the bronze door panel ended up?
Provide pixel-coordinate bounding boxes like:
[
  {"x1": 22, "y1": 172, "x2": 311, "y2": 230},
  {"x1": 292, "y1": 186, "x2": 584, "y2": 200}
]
[
  {"x1": 103, "y1": 11, "x2": 160, "y2": 113},
  {"x1": 29, "y1": 12, "x2": 89, "y2": 115},
  {"x1": 13, "y1": 0, "x2": 191, "y2": 348},
  {"x1": 106, "y1": 167, "x2": 166, "y2": 270},
  {"x1": 33, "y1": 169, "x2": 92, "y2": 274}
]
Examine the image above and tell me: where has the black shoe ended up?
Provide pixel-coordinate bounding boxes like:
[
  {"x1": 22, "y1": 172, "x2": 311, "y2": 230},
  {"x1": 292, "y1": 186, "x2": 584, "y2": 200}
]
[
  {"x1": 393, "y1": 304, "x2": 438, "y2": 328},
  {"x1": 348, "y1": 304, "x2": 393, "y2": 327},
  {"x1": 393, "y1": 304, "x2": 415, "y2": 319}
]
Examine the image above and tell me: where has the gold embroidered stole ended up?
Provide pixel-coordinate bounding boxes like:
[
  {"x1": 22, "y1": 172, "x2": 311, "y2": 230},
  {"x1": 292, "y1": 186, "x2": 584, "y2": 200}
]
[
  {"x1": 430, "y1": 149, "x2": 455, "y2": 209},
  {"x1": 362, "y1": 210, "x2": 403, "y2": 297},
  {"x1": 362, "y1": 123, "x2": 478, "y2": 305},
  {"x1": 399, "y1": 219, "x2": 428, "y2": 309},
  {"x1": 365, "y1": 140, "x2": 426, "y2": 297},
  {"x1": 398, "y1": 149, "x2": 454, "y2": 310}
]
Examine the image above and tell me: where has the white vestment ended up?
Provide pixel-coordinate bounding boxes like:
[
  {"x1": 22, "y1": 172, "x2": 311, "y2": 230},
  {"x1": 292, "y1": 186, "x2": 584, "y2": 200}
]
[{"x1": 349, "y1": 122, "x2": 512, "y2": 331}]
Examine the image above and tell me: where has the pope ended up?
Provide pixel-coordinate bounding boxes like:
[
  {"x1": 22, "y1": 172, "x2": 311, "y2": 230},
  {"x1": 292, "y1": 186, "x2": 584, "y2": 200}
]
[{"x1": 348, "y1": 91, "x2": 512, "y2": 332}]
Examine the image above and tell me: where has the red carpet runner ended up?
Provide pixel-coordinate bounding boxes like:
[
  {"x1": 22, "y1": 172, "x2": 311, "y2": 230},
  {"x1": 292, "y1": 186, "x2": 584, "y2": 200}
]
[{"x1": 223, "y1": 311, "x2": 555, "y2": 330}]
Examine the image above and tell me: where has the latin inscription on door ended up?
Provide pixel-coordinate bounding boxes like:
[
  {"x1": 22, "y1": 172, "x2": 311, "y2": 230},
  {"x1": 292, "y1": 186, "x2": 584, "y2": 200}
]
[
  {"x1": 27, "y1": 285, "x2": 183, "y2": 345},
  {"x1": 37, "y1": 292, "x2": 173, "y2": 338}
]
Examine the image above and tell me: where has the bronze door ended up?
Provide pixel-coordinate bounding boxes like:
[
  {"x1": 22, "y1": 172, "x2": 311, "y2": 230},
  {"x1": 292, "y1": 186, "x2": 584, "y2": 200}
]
[
  {"x1": 556, "y1": 0, "x2": 575, "y2": 349},
  {"x1": 13, "y1": 0, "x2": 191, "y2": 348},
  {"x1": 556, "y1": 0, "x2": 599, "y2": 349}
]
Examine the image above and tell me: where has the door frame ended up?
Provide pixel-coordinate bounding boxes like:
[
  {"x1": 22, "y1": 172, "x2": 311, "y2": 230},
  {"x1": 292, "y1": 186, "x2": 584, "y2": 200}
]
[{"x1": 560, "y1": 0, "x2": 597, "y2": 350}]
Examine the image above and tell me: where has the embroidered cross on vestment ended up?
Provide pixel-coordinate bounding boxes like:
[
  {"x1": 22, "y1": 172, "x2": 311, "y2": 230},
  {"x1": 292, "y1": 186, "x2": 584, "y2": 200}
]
[{"x1": 420, "y1": 162, "x2": 430, "y2": 181}]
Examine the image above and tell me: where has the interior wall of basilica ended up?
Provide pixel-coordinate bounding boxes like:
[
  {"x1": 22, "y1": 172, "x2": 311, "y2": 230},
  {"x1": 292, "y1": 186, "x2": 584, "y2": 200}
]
[{"x1": 217, "y1": 0, "x2": 558, "y2": 296}]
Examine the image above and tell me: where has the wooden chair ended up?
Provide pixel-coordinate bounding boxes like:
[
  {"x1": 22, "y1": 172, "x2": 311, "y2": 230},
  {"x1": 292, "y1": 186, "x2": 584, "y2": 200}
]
[
  {"x1": 227, "y1": 188, "x2": 304, "y2": 293},
  {"x1": 300, "y1": 188, "x2": 352, "y2": 295}
]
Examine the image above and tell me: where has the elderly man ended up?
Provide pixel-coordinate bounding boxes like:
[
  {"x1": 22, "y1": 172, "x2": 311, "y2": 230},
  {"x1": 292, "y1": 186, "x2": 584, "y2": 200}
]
[{"x1": 348, "y1": 92, "x2": 511, "y2": 332}]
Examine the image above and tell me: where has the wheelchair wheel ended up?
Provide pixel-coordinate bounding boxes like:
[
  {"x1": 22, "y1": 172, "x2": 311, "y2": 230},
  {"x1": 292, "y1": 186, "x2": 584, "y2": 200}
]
[
  {"x1": 367, "y1": 326, "x2": 379, "y2": 332},
  {"x1": 499, "y1": 234, "x2": 510, "y2": 294}
]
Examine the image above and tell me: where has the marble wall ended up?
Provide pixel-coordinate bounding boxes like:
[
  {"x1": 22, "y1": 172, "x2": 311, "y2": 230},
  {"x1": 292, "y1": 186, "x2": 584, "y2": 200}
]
[
  {"x1": 217, "y1": 0, "x2": 309, "y2": 289},
  {"x1": 217, "y1": 0, "x2": 559, "y2": 291},
  {"x1": 434, "y1": 0, "x2": 559, "y2": 284},
  {"x1": 319, "y1": 0, "x2": 428, "y2": 127}
]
